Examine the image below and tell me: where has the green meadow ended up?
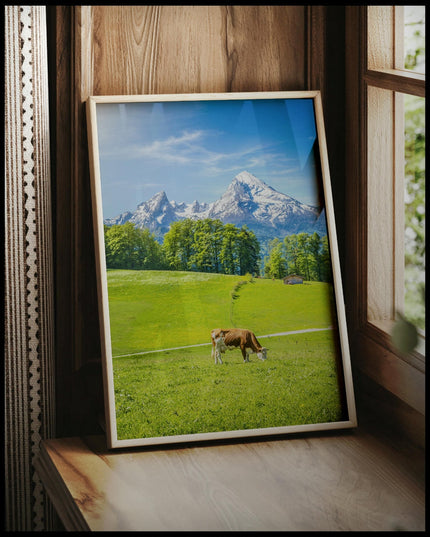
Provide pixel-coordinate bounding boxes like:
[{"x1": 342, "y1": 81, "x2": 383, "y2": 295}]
[
  {"x1": 107, "y1": 270, "x2": 337, "y2": 355},
  {"x1": 107, "y1": 270, "x2": 345, "y2": 440}
]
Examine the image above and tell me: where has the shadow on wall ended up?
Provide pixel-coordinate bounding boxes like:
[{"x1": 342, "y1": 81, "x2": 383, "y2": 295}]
[{"x1": 68, "y1": 359, "x2": 105, "y2": 436}]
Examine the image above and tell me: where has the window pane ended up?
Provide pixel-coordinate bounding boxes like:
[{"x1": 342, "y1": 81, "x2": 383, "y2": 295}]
[
  {"x1": 404, "y1": 93, "x2": 425, "y2": 331},
  {"x1": 404, "y1": 6, "x2": 425, "y2": 74}
]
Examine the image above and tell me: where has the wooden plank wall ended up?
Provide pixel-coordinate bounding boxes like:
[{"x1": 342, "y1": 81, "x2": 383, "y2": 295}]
[{"x1": 47, "y1": 5, "x2": 343, "y2": 437}]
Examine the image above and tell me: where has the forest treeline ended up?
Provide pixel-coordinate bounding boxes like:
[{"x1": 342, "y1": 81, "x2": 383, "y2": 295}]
[
  {"x1": 263, "y1": 234, "x2": 332, "y2": 282},
  {"x1": 104, "y1": 218, "x2": 332, "y2": 281},
  {"x1": 104, "y1": 219, "x2": 259, "y2": 276}
]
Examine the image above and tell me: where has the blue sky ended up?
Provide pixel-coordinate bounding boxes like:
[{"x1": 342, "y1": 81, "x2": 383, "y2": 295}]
[{"x1": 96, "y1": 97, "x2": 321, "y2": 219}]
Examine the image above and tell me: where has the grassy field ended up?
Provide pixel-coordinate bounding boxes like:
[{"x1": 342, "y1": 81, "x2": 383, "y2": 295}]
[
  {"x1": 113, "y1": 331, "x2": 344, "y2": 440},
  {"x1": 106, "y1": 270, "x2": 344, "y2": 440},
  {"x1": 107, "y1": 270, "x2": 337, "y2": 356},
  {"x1": 107, "y1": 270, "x2": 245, "y2": 355}
]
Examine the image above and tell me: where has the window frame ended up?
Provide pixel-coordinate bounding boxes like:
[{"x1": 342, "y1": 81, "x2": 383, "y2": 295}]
[{"x1": 344, "y1": 6, "x2": 425, "y2": 416}]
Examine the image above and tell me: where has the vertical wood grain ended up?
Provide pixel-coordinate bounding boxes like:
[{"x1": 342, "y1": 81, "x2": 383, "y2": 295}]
[
  {"x1": 393, "y1": 6, "x2": 405, "y2": 70},
  {"x1": 367, "y1": 6, "x2": 395, "y2": 71},
  {"x1": 88, "y1": 5, "x2": 306, "y2": 96},
  {"x1": 307, "y1": 6, "x2": 326, "y2": 98},
  {"x1": 47, "y1": 6, "x2": 74, "y2": 436},
  {"x1": 393, "y1": 92, "x2": 405, "y2": 314},
  {"x1": 344, "y1": 6, "x2": 368, "y2": 332},
  {"x1": 321, "y1": 7, "x2": 346, "y2": 270},
  {"x1": 72, "y1": 7, "x2": 101, "y2": 372},
  {"x1": 90, "y1": 6, "x2": 161, "y2": 95},
  {"x1": 48, "y1": 6, "x2": 103, "y2": 437},
  {"x1": 218, "y1": 6, "x2": 306, "y2": 93},
  {"x1": 367, "y1": 86, "x2": 395, "y2": 322}
]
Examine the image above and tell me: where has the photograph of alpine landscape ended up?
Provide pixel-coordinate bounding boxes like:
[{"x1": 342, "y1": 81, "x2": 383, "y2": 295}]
[{"x1": 94, "y1": 94, "x2": 350, "y2": 444}]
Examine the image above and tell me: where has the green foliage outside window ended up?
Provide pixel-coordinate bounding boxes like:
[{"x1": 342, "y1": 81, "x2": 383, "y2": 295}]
[
  {"x1": 404, "y1": 94, "x2": 425, "y2": 331},
  {"x1": 403, "y1": 9, "x2": 425, "y2": 332}
]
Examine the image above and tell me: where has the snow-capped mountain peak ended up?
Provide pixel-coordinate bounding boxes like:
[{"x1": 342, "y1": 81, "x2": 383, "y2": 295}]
[
  {"x1": 233, "y1": 170, "x2": 267, "y2": 188},
  {"x1": 226, "y1": 170, "x2": 291, "y2": 203},
  {"x1": 104, "y1": 171, "x2": 326, "y2": 241}
]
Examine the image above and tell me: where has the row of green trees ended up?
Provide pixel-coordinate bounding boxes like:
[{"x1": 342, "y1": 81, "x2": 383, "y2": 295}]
[
  {"x1": 163, "y1": 219, "x2": 260, "y2": 275},
  {"x1": 104, "y1": 218, "x2": 260, "y2": 276},
  {"x1": 104, "y1": 219, "x2": 332, "y2": 281},
  {"x1": 104, "y1": 222, "x2": 165, "y2": 270},
  {"x1": 264, "y1": 232, "x2": 332, "y2": 282}
]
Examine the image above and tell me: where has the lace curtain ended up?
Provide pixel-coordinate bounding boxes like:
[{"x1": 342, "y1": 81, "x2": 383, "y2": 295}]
[{"x1": 4, "y1": 5, "x2": 55, "y2": 531}]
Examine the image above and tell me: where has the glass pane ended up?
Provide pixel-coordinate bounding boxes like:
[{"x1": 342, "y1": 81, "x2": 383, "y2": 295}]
[
  {"x1": 404, "y1": 93, "x2": 425, "y2": 331},
  {"x1": 404, "y1": 6, "x2": 425, "y2": 74}
]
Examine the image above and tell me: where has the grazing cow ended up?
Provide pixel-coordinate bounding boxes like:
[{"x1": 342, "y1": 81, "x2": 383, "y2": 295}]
[
  {"x1": 211, "y1": 328, "x2": 267, "y2": 364},
  {"x1": 211, "y1": 330, "x2": 227, "y2": 364}
]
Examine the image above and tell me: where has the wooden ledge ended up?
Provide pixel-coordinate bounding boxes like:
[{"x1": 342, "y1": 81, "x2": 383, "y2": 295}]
[{"x1": 35, "y1": 429, "x2": 425, "y2": 532}]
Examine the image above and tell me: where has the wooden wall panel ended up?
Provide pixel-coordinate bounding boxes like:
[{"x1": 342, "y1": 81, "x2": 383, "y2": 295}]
[
  {"x1": 86, "y1": 6, "x2": 306, "y2": 97},
  {"x1": 48, "y1": 5, "x2": 332, "y2": 437}
]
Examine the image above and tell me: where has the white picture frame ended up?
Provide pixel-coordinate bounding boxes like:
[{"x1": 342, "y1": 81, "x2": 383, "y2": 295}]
[{"x1": 86, "y1": 91, "x2": 357, "y2": 449}]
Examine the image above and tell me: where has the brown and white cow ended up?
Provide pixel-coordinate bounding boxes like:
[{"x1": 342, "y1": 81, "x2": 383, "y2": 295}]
[{"x1": 210, "y1": 328, "x2": 268, "y2": 364}]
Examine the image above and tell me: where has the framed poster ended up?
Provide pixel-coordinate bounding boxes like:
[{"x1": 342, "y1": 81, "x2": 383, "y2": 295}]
[{"x1": 86, "y1": 91, "x2": 357, "y2": 449}]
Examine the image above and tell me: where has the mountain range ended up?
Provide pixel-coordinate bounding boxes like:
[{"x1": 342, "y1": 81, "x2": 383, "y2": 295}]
[{"x1": 104, "y1": 170, "x2": 327, "y2": 243}]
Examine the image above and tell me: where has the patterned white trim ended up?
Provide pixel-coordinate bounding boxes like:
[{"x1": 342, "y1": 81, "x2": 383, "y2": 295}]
[{"x1": 4, "y1": 5, "x2": 55, "y2": 531}]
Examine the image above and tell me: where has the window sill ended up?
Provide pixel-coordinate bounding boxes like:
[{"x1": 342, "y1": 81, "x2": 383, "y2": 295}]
[
  {"x1": 351, "y1": 322, "x2": 425, "y2": 415},
  {"x1": 368, "y1": 319, "x2": 425, "y2": 368},
  {"x1": 35, "y1": 432, "x2": 425, "y2": 531}
]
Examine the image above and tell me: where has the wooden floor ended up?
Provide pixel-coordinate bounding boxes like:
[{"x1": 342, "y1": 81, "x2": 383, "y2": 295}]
[{"x1": 36, "y1": 424, "x2": 425, "y2": 532}]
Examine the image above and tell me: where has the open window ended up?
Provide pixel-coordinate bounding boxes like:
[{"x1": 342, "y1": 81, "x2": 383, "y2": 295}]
[
  {"x1": 345, "y1": 5, "x2": 425, "y2": 418},
  {"x1": 366, "y1": 6, "x2": 425, "y2": 355}
]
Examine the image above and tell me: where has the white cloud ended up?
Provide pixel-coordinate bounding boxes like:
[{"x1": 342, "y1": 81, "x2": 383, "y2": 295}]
[
  {"x1": 130, "y1": 130, "x2": 207, "y2": 163},
  {"x1": 110, "y1": 130, "x2": 272, "y2": 172},
  {"x1": 100, "y1": 127, "x2": 299, "y2": 185}
]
